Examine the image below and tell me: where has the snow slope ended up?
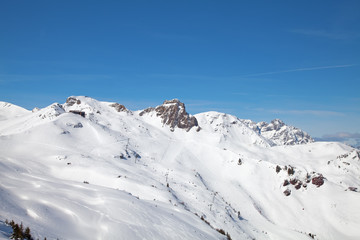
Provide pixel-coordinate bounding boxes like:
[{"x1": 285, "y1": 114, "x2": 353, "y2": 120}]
[{"x1": 0, "y1": 96, "x2": 359, "y2": 240}]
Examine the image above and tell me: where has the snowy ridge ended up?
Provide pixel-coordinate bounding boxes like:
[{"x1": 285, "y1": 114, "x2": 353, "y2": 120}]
[
  {"x1": 0, "y1": 102, "x2": 30, "y2": 121},
  {"x1": 0, "y1": 96, "x2": 359, "y2": 240},
  {"x1": 241, "y1": 118, "x2": 314, "y2": 146},
  {"x1": 195, "y1": 112, "x2": 272, "y2": 148}
]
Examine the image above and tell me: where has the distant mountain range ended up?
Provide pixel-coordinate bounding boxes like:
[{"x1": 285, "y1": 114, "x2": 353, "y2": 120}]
[
  {"x1": 0, "y1": 96, "x2": 359, "y2": 240},
  {"x1": 314, "y1": 135, "x2": 360, "y2": 149}
]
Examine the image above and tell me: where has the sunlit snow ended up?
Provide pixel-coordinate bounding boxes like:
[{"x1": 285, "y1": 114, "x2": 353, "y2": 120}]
[{"x1": 0, "y1": 96, "x2": 359, "y2": 240}]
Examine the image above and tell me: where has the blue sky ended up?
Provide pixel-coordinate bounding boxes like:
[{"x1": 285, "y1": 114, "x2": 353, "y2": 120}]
[{"x1": 1, "y1": 0, "x2": 360, "y2": 139}]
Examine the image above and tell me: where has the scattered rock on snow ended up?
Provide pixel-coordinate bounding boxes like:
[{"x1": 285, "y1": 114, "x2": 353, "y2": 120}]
[
  {"x1": 348, "y1": 187, "x2": 358, "y2": 192},
  {"x1": 290, "y1": 179, "x2": 298, "y2": 185},
  {"x1": 283, "y1": 189, "x2": 291, "y2": 196},
  {"x1": 283, "y1": 179, "x2": 290, "y2": 186},
  {"x1": 312, "y1": 175, "x2": 324, "y2": 187},
  {"x1": 73, "y1": 122, "x2": 83, "y2": 128}
]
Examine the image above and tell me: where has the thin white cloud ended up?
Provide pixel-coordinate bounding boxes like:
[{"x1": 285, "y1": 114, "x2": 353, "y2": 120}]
[
  {"x1": 316, "y1": 132, "x2": 360, "y2": 147},
  {"x1": 322, "y1": 132, "x2": 360, "y2": 139},
  {"x1": 268, "y1": 109, "x2": 345, "y2": 117},
  {"x1": 241, "y1": 64, "x2": 358, "y2": 77}
]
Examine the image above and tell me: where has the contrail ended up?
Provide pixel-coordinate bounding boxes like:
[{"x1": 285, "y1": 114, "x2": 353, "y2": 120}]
[{"x1": 242, "y1": 64, "x2": 358, "y2": 77}]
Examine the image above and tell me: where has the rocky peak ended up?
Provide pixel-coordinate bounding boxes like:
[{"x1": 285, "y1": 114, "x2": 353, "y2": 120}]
[
  {"x1": 64, "y1": 96, "x2": 130, "y2": 115},
  {"x1": 242, "y1": 118, "x2": 314, "y2": 146},
  {"x1": 63, "y1": 96, "x2": 99, "y2": 116},
  {"x1": 65, "y1": 97, "x2": 82, "y2": 106},
  {"x1": 261, "y1": 119, "x2": 286, "y2": 131},
  {"x1": 258, "y1": 119, "x2": 313, "y2": 145},
  {"x1": 270, "y1": 119, "x2": 285, "y2": 129},
  {"x1": 140, "y1": 99, "x2": 199, "y2": 132}
]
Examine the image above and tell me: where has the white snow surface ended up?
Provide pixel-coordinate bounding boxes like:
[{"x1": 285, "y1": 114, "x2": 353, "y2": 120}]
[{"x1": 0, "y1": 96, "x2": 359, "y2": 240}]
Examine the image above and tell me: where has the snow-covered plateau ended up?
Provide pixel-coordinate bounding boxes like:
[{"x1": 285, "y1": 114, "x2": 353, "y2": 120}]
[{"x1": 0, "y1": 96, "x2": 359, "y2": 240}]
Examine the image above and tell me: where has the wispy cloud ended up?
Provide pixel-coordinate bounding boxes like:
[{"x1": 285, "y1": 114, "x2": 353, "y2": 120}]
[
  {"x1": 315, "y1": 132, "x2": 360, "y2": 147},
  {"x1": 291, "y1": 29, "x2": 359, "y2": 40},
  {"x1": 241, "y1": 64, "x2": 358, "y2": 77},
  {"x1": 266, "y1": 109, "x2": 345, "y2": 117},
  {"x1": 322, "y1": 132, "x2": 360, "y2": 139}
]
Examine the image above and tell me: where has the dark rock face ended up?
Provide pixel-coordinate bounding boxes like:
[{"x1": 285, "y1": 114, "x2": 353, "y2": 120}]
[
  {"x1": 287, "y1": 166, "x2": 295, "y2": 176},
  {"x1": 283, "y1": 189, "x2": 291, "y2": 196},
  {"x1": 140, "y1": 99, "x2": 199, "y2": 131},
  {"x1": 348, "y1": 187, "x2": 357, "y2": 192},
  {"x1": 110, "y1": 103, "x2": 127, "y2": 112},
  {"x1": 312, "y1": 175, "x2": 324, "y2": 187},
  {"x1": 290, "y1": 179, "x2": 298, "y2": 185},
  {"x1": 69, "y1": 110, "x2": 85, "y2": 117},
  {"x1": 295, "y1": 182, "x2": 302, "y2": 190},
  {"x1": 283, "y1": 179, "x2": 290, "y2": 186}
]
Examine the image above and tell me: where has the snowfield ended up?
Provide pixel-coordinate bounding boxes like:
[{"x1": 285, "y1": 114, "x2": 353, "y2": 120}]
[{"x1": 0, "y1": 96, "x2": 359, "y2": 240}]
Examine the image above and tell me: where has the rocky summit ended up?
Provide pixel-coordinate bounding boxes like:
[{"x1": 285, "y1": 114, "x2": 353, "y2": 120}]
[
  {"x1": 241, "y1": 118, "x2": 314, "y2": 146},
  {"x1": 140, "y1": 99, "x2": 199, "y2": 132}
]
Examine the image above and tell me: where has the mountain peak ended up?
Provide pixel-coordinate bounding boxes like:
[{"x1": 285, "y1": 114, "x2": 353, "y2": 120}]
[
  {"x1": 268, "y1": 119, "x2": 286, "y2": 131},
  {"x1": 271, "y1": 118, "x2": 285, "y2": 125},
  {"x1": 62, "y1": 96, "x2": 130, "y2": 116},
  {"x1": 242, "y1": 118, "x2": 314, "y2": 145},
  {"x1": 65, "y1": 96, "x2": 82, "y2": 106},
  {"x1": 140, "y1": 99, "x2": 199, "y2": 132},
  {"x1": 163, "y1": 99, "x2": 181, "y2": 104}
]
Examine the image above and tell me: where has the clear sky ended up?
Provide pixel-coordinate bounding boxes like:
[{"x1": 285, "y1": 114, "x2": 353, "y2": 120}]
[{"x1": 1, "y1": 0, "x2": 359, "y2": 140}]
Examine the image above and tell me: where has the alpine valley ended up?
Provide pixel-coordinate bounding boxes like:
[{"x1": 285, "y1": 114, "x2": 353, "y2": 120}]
[{"x1": 0, "y1": 96, "x2": 359, "y2": 240}]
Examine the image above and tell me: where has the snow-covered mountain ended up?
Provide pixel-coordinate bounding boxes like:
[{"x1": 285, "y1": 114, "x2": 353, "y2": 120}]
[
  {"x1": 0, "y1": 96, "x2": 359, "y2": 240},
  {"x1": 241, "y1": 118, "x2": 314, "y2": 146}
]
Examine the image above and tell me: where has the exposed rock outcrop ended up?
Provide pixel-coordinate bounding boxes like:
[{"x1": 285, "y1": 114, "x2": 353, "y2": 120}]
[
  {"x1": 110, "y1": 103, "x2": 128, "y2": 112},
  {"x1": 312, "y1": 175, "x2": 325, "y2": 187},
  {"x1": 140, "y1": 99, "x2": 199, "y2": 131},
  {"x1": 283, "y1": 189, "x2": 291, "y2": 196},
  {"x1": 66, "y1": 97, "x2": 81, "y2": 106}
]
